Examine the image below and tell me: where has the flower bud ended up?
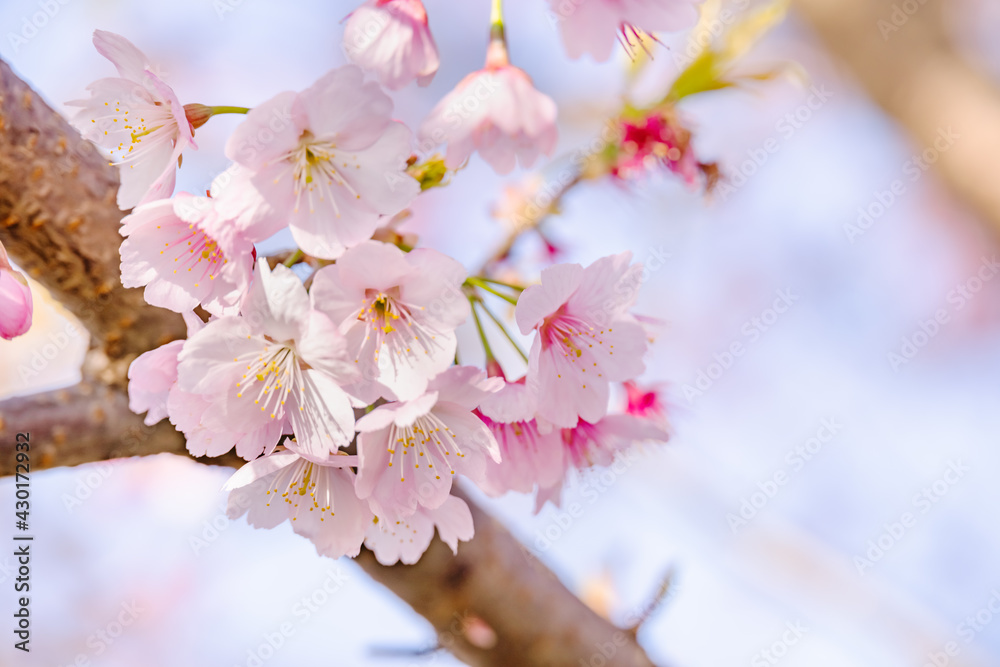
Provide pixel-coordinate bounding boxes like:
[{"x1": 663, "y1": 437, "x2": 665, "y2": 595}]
[{"x1": 0, "y1": 241, "x2": 33, "y2": 340}]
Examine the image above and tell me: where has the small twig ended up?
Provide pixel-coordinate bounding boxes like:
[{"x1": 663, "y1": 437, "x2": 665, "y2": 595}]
[{"x1": 627, "y1": 567, "x2": 677, "y2": 638}]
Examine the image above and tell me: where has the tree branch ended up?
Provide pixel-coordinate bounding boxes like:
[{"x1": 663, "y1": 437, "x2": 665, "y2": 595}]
[
  {"x1": 356, "y1": 487, "x2": 657, "y2": 667},
  {"x1": 0, "y1": 59, "x2": 659, "y2": 667},
  {"x1": 0, "y1": 60, "x2": 185, "y2": 361},
  {"x1": 0, "y1": 382, "x2": 244, "y2": 475},
  {"x1": 792, "y1": 0, "x2": 1000, "y2": 235},
  {"x1": 0, "y1": 383, "x2": 656, "y2": 666}
]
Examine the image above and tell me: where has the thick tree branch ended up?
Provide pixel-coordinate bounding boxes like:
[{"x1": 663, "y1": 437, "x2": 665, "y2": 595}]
[
  {"x1": 0, "y1": 60, "x2": 185, "y2": 360},
  {"x1": 0, "y1": 384, "x2": 656, "y2": 666},
  {"x1": 0, "y1": 59, "x2": 659, "y2": 666},
  {"x1": 356, "y1": 488, "x2": 657, "y2": 667},
  {"x1": 792, "y1": 0, "x2": 1000, "y2": 235},
  {"x1": 0, "y1": 382, "x2": 245, "y2": 475}
]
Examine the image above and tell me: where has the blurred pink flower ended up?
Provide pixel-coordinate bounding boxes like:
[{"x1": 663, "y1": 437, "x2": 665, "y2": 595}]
[
  {"x1": 226, "y1": 450, "x2": 372, "y2": 559},
  {"x1": 419, "y1": 44, "x2": 557, "y2": 175},
  {"x1": 516, "y1": 252, "x2": 648, "y2": 428},
  {"x1": 612, "y1": 113, "x2": 700, "y2": 183},
  {"x1": 177, "y1": 262, "x2": 359, "y2": 462},
  {"x1": 548, "y1": 0, "x2": 701, "y2": 62},
  {"x1": 364, "y1": 494, "x2": 474, "y2": 565},
  {"x1": 343, "y1": 0, "x2": 440, "y2": 90},
  {"x1": 68, "y1": 30, "x2": 196, "y2": 209},
  {"x1": 562, "y1": 414, "x2": 668, "y2": 472},
  {"x1": 310, "y1": 240, "x2": 470, "y2": 402},
  {"x1": 476, "y1": 379, "x2": 565, "y2": 497},
  {"x1": 623, "y1": 380, "x2": 668, "y2": 426},
  {"x1": 225, "y1": 66, "x2": 419, "y2": 260},
  {"x1": 0, "y1": 241, "x2": 32, "y2": 340},
  {"x1": 119, "y1": 193, "x2": 255, "y2": 317},
  {"x1": 355, "y1": 366, "x2": 501, "y2": 518},
  {"x1": 537, "y1": 414, "x2": 669, "y2": 509}
]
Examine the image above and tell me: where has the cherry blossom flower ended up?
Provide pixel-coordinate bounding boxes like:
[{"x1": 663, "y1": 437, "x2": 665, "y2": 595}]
[
  {"x1": 355, "y1": 366, "x2": 501, "y2": 518},
  {"x1": 119, "y1": 193, "x2": 255, "y2": 317},
  {"x1": 624, "y1": 380, "x2": 668, "y2": 427},
  {"x1": 547, "y1": 0, "x2": 701, "y2": 62},
  {"x1": 612, "y1": 113, "x2": 699, "y2": 183},
  {"x1": 68, "y1": 30, "x2": 196, "y2": 209},
  {"x1": 0, "y1": 241, "x2": 32, "y2": 341},
  {"x1": 364, "y1": 495, "x2": 474, "y2": 565},
  {"x1": 476, "y1": 379, "x2": 565, "y2": 497},
  {"x1": 226, "y1": 450, "x2": 372, "y2": 559},
  {"x1": 127, "y1": 312, "x2": 271, "y2": 458},
  {"x1": 516, "y1": 252, "x2": 649, "y2": 428},
  {"x1": 343, "y1": 0, "x2": 440, "y2": 90},
  {"x1": 310, "y1": 240, "x2": 469, "y2": 402},
  {"x1": 225, "y1": 66, "x2": 419, "y2": 260},
  {"x1": 127, "y1": 311, "x2": 203, "y2": 426},
  {"x1": 418, "y1": 43, "x2": 557, "y2": 175},
  {"x1": 561, "y1": 414, "x2": 667, "y2": 471},
  {"x1": 538, "y1": 414, "x2": 669, "y2": 509},
  {"x1": 176, "y1": 262, "x2": 359, "y2": 462}
]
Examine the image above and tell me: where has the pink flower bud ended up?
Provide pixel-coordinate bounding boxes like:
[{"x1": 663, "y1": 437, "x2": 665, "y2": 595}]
[{"x1": 0, "y1": 241, "x2": 33, "y2": 340}]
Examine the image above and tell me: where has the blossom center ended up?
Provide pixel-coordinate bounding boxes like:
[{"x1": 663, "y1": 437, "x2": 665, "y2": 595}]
[
  {"x1": 92, "y1": 98, "x2": 176, "y2": 168},
  {"x1": 356, "y1": 287, "x2": 442, "y2": 363},
  {"x1": 280, "y1": 130, "x2": 362, "y2": 216},
  {"x1": 263, "y1": 460, "x2": 338, "y2": 521},
  {"x1": 385, "y1": 413, "x2": 464, "y2": 482},
  {"x1": 160, "y1": 223, "x2": 229, "y2": 288},
  {"x1": 234, "y1": 343, "x2": 299, "y2": 419},
  {"x1": 540, "y1": 310, "x2": 611, "y2": 385}
]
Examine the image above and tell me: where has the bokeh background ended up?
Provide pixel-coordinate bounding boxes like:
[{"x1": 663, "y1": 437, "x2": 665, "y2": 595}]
[{"x1": 2, "y1": 0, "x2": 1000, "y2": 665}]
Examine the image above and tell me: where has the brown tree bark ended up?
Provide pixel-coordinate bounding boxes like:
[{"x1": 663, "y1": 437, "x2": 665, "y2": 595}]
[
  {"x1": 0, "y1": 59, "x2": 658, "y2": 667},
  {"x1": 0, "y1": 60, "x2": 186, "y2": 362}
]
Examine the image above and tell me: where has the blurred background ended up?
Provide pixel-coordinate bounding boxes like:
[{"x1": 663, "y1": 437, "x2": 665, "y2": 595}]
[{"x1": 2, "y1": 0, "x2": 1000, "y2": 665}]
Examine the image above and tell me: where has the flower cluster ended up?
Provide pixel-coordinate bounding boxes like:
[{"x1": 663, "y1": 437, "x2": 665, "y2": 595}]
[{"x1": 74, "y1": 0, "x2": 696, "y2": 564}]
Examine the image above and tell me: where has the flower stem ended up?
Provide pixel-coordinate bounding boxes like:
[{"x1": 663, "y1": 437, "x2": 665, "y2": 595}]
[
  {"x1": 477, "y1": 298, "x2": 529, "y2": 363},
  {"x1": 470, "y1": 298, "x2": 496, "y2": 363},
  {"x1": 466, "y1": 277, "x2": 519, "y2": 305},
  {"x1": 474, "y1": 276, "x2": 525, "y2": 293},
  {"x1": 283, "y1": 249, "x2": 304, "y2": 267},
  {"x1": 209, "y1": 105, "x2": 251, "y2": 115},
  {"x1": 490, "y1": 0, "x2": 505, "y2": 43}
]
